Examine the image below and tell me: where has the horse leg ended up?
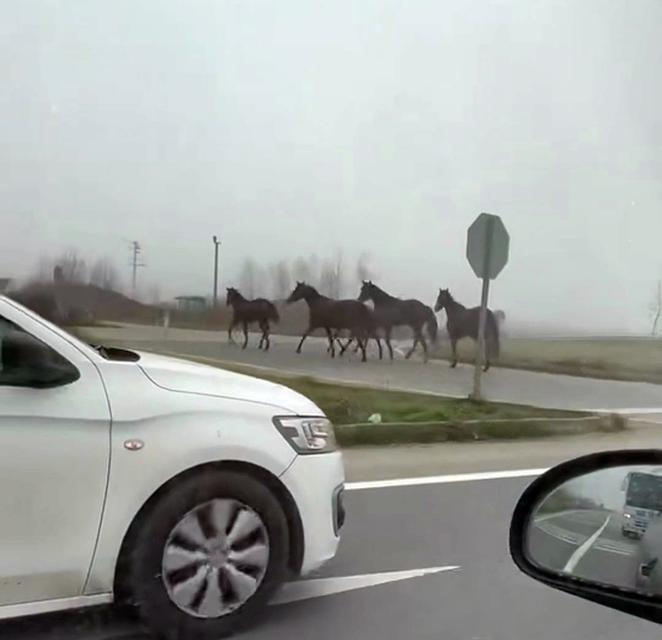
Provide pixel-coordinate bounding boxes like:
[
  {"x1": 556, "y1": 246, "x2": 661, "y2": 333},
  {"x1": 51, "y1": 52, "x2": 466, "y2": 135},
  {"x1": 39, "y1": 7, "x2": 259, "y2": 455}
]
[
  {"x1": 326, "y1": 328, "x2": 336, "y2": 358},
  {"x1": 450, "y1": 336, "x2": 458, "y2": 367},
  {"x1": 405, "y1": 335, "x2": 419, "y2": 359},
  {"x1": 296, "y1": 328, "x2": 312, "y2": 353},
  {"x1": 264, "y1": 321, "x2": 271, "y2": 351},
  {"x1": 375, "y1": 336, "x2": 383, "y2": 360},
  {"x1": 327, "y1": 331, "x2": 336, "y2": 353},
  {"x1": 228, "y1": 321, "x2": 237, "y2": 345},
  {"x1": 358, "y1": 332, "x2": 367, "y2": 362},
  {"x1": 419, "y1": 330, "x2": 429, "y2": 363},
  {"x1": 242, "y1": 321, "x2": 249, "y2": 349},
  {"x1": 339, "y1": 337, "x2": 352, "y2": 356},
  {"x1": 260, "y1": 320, "x2": 270, "y2": 351},
  {"x1": 385, "y1": 327, "x2": 394, "y2": 360}
]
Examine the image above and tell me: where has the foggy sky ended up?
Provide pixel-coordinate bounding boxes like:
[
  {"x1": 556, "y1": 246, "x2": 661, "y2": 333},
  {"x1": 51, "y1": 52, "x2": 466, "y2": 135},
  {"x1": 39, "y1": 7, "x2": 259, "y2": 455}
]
[{"x1": 2, "y1": 0, "x2": 662, "y2": 332}]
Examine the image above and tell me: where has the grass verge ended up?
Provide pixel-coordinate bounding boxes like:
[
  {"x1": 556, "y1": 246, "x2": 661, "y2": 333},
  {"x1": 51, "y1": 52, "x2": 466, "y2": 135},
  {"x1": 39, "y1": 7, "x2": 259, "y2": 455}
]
[
  {"x1": 180, "y1": 358, "x2": 621, "y2": 446},
  {"x1": 211, "y1": 360, "x2": 581, "y2": 424},
  {"x1": 430, "y1": 337, "x2": 662, "y2": 385}
]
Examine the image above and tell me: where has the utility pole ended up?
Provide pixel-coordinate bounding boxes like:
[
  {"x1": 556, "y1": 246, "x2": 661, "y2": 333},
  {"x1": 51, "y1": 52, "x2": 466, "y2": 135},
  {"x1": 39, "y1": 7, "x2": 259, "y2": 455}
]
[
  {"x1": 212, "y1": 235, "x2": 221, "y2": 306},
  {"x1": 129, "y1": 240, "x2": 145, "y2": 296}
]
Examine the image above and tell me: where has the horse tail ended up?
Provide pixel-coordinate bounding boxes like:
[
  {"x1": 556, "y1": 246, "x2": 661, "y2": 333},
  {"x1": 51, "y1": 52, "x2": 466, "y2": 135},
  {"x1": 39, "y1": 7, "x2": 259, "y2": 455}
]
[
  {"x1": 425, "y1": 308, "x2": 438, "y2": 342},
  {"x1": 486, "y1": 310, "x2": 500, "y2": 359},
  {"x1": 267, "y1": 302, "x2": 280, "y2": 323}
]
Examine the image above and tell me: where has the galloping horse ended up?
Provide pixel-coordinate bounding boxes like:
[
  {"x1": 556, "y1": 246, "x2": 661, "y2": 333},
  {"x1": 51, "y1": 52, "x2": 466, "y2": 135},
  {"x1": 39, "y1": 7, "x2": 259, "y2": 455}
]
[
  {"x1": 434, "y1": 288, "x2": 500, "y2": 371},
  {"x1": 226, "y1": 287, "x2": 279, "y2": 350},
  {"x1": 357, "y1": 281, "x2": 438, "y2": 362},
  {"x1": 286, "y1": 282, "x2": 381, "y2": 362}
]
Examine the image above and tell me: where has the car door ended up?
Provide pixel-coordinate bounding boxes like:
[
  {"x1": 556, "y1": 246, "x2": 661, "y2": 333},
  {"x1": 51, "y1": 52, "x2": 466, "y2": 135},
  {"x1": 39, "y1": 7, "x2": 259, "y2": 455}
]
[{"x1": 0, "y1": 301, "x2": 111, "y2": 608}]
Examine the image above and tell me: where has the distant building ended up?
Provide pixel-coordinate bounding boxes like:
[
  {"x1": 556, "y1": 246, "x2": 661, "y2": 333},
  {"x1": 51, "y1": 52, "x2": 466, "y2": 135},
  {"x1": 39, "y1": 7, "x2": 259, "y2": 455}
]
[
  {"x1": 174, "y1": 295, "x2": 208, "y2": 312},
  {"x1": 0, "y1": 278, "x2": 12, "y2": 294}
]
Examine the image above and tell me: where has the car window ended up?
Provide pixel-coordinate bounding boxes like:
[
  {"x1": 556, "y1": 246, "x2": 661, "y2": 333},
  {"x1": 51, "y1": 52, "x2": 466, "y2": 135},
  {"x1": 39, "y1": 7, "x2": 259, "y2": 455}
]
[
  {"x1": 0, "y1": 314, "x2": 73, "y2": 386},
  {"x1": 0, "y1": 315, "x2": 20, "y2": 376}
]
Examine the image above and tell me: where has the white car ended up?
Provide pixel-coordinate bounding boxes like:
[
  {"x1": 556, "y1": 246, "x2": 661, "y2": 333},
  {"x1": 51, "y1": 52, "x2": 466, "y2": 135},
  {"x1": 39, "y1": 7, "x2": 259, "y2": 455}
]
[{"x1": 0, "y1": 295, "x2": 345, "y2": 639}]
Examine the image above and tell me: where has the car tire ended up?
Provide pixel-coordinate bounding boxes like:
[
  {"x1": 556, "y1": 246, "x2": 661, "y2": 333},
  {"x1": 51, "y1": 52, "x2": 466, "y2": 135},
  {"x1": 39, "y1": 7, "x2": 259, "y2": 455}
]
[{"x1": 126, "y1": 469, "x2": 290, "y2": 640}]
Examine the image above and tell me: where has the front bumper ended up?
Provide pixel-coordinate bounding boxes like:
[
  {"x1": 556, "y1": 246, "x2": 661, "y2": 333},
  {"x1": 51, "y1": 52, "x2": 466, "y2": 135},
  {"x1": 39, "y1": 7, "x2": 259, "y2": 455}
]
[{"x1": 279, "y1": 450, "x2": 345, "y2": 575}]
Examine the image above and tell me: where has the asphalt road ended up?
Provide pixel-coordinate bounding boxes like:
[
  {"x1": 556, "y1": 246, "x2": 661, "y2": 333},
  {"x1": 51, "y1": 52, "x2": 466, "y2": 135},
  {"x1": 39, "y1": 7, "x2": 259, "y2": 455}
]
[
  {"x1": 82, "y1": 324, "x2": 662, "y2": 412},
  {"x1": 4, "y1": 476, "x2": 660, "y2": 640},
  {"x1": 530, "y1": 509, "x2": 642, "y2": 590}
]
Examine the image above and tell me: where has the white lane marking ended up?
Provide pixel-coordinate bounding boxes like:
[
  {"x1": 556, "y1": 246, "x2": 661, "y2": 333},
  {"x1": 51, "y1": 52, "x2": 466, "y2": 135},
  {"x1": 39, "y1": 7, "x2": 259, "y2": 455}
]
[
  {"x1": 346, "y1": 468, "x2": 547, "y2": 491},
  {"x1": 271, "y1": 566, "x2": 460, "y2": 605},
  {"x1": 536, "y1": 521, "x2": 580, "y2": 544},
  {"x1": 563, "y1": 515, "x2": 611, "y2": 573},
  {"x1": 590, "y1": 408, "x2": 662, "y2": 415},
  {"x1": 536, "y1": 519, "x2": 636, "y2": 557},
  {"x1": 534, "y1": 510, "x2": 582, "y2": 523}
]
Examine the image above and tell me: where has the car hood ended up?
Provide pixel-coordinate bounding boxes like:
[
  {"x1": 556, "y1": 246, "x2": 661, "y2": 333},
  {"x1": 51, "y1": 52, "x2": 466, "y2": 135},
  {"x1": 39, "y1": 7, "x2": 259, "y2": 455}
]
[{"x1": 136, "y1": 351, "x2": 322, "y2": 415}]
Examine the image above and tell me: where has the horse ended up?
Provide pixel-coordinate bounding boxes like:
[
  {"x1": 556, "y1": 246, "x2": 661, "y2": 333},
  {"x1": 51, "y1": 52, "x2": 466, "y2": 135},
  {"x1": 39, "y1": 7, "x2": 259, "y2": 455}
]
[
  {"x1": 434, "y1": 288, "x2": 500, "y2": 371},
  {"x1": 226, "y1": 287, "x2": 279, "y2": 350},
  {"x1": 286, "y1": 282, "x2": 381, "y2": 362},
  {"x1": 329, "y1": 323, "x2": 385, "y2": 360},
  {"x1": 357, "y1": 281, "x2": 438, "y2": 362}
]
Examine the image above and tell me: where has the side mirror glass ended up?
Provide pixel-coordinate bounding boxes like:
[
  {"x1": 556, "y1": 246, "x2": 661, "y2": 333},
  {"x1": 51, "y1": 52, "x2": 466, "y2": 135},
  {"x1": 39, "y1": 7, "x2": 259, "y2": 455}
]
[
  {"x1": 1, "y1": 330, "x2": 79, "y2": 388},
  {"x1": 511, "y1": 450, "x2": 662, "y2": 624},
  {"x1": 528, "y1": 465, "x2": 662, "y2": 593}
]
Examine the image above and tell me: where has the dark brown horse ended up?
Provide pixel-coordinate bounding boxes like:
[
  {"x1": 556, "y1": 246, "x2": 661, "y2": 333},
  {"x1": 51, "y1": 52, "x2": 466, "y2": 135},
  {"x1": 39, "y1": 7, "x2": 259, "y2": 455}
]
[
  {"x1": 286, "y1": 282, "x2": 380, "y2": 362},
  {"x1": 226, "y1": 287, "x2": 279, "y2": 350},
  {"x1": 357, "y1": 281, "x2": 438, "y2": 362},
  {"x1": 434, "y1": 288, "x2": 500, "y2": 371}
]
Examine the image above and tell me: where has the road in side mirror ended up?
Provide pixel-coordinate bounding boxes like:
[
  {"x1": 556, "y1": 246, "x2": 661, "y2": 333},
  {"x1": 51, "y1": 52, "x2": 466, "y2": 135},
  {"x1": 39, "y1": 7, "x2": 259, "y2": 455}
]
[
  {"x1": 528, "y1": 464, "x2": 662, "y2": 594},
  {"x1": 511, "y1": 450, "x2": 662, "y2": 624}
]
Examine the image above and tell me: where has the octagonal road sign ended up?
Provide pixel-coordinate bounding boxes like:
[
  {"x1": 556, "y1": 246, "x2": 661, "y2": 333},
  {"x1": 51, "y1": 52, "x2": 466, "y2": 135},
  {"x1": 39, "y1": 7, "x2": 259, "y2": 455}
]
[{"x1": 466, "y1": 213, "x2": 510, "y2": 280}]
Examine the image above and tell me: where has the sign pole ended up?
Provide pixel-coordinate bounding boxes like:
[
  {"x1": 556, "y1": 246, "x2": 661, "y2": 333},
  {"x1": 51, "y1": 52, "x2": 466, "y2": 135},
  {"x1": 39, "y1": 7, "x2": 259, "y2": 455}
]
[
  {"x1": 212, "y1": 235, "x2": 221, "y2": 307},
  {"x1": 471, "y1": 216, "x2": 494, "y2": 400},
  {"x1": 472, "y1": 276, "x2": 490, "y2": 400}
]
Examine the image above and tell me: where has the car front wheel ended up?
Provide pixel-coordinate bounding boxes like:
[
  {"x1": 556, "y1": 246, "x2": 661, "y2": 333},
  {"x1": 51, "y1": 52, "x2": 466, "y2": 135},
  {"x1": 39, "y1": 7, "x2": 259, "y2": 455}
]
[{"x1": 127, "y1": 469, "x2": 290, "y2": 639}]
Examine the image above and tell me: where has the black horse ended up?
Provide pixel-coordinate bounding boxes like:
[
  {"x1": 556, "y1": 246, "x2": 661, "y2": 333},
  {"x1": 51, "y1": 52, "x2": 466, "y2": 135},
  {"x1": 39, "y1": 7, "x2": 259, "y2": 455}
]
[
  {"x1": 434, "y1": 288, "x2": 500, "y2": 371},
  {"x1": 286, "y1": 282, "x2": 380, "y2": 362},
  {"x1": 226, "y1": 287, "x2": 279, "y2": 350},
  {"x1": 357, "y1": 281, "x2": 438, "y2": 362}
]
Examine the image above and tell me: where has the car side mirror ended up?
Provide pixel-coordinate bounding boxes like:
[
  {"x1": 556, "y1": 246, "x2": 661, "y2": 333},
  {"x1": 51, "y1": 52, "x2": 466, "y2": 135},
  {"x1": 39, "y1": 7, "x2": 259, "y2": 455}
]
[
  {"x1": 510, "y1": 450, "x2": 662, "y2": 624},
  {"x1": 1, "y1": 330, "x2": 79, "y2": 389}
]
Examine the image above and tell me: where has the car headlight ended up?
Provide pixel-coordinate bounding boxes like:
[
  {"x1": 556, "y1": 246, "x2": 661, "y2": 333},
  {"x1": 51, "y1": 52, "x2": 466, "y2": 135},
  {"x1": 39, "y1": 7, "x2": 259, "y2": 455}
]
[
  {"x1": 624, "y1": 513, "x2": 632, "y2": 519},
  {"x1": 273, "y1": 416, "x2": 336, "y2": 454}
]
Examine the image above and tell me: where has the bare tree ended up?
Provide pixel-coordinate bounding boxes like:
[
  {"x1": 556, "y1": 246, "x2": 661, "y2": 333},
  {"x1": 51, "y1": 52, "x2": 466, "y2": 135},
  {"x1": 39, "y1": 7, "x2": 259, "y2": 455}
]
[
  {"x1": 649, "y1": 279, "x2": 662, "y2": 336},
  {"x1": 319, "y1": 251, "x2": 345, "y2": 298},
  {"x1": 147, "y1": 283, "x2": 161, "y2": 305},
  {"x1": 89, "y1": 258, "x2": 120, "y2": 291},
  {"x1": 270, "y1": 260, "x2": 291, "y2": 299},
  {"x1": 319, "y1": 261, "x2": 335, "y2": 297},
  {"x1": 355, "y1": 251, "x2": 375, "y2": 285},
  {"x1": 55, "y1": 249, "x2": 87, "y2": 282},
  {"x1": 29, "y1": 256, "x2": 55, "y2": 283},
  {"x1": 292, "y1": 255, "x2": 317, "y2": 287},
  {"x1": 239, "y1": 257, "x2": 258, "y2": 298},
  {"x1": 254, "y1": 264, "x2": 267, "y2": 298}
]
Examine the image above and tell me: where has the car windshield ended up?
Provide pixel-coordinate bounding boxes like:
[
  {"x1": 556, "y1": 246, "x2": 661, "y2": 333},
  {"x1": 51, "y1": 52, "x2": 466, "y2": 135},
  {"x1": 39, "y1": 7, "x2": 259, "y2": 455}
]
[
  {"x1": 627, "y1": 474, "x2": 662, "y2": 511},
  {"x1": 1, "y1": 2, "x2": 662, "y2": 639}
]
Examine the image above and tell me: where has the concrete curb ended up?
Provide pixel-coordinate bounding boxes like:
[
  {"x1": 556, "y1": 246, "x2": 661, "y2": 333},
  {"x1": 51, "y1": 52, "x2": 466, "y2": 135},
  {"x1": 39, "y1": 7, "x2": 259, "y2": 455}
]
[{"x1": 336, "y1": 414, "x2": 625, "y2": 447}]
